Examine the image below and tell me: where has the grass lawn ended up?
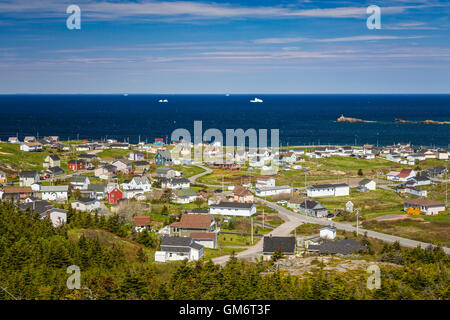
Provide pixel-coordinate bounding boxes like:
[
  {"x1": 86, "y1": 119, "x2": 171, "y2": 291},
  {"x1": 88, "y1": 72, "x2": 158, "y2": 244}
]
[
  {"x1": 318, "y1": 156, "x2": 396, "y2": 172},
  {"x1": 0, "y1": 142, "x2": 50, "y2": 171},
  {"x1": 317, "y1": 188, "x2": 406, "y2": 220},
  {"x1": 96, "y1": 149, "x2": 132, "y2": 159},
  {"x1": 218, "y1": 233, "x2": 257, "y2": 246},
  {"x1": 202, "y1": 247, "x2": 246, "y2": 260},
  {"x1": 171, "y1": 165, "x2": 205, "y2": 178}
]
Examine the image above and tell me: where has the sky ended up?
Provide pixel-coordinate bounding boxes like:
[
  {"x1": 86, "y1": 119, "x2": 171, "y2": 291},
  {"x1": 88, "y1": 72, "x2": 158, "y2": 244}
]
[{"x1": 0, "y1": 0, "x2": 449, "y2": 94}]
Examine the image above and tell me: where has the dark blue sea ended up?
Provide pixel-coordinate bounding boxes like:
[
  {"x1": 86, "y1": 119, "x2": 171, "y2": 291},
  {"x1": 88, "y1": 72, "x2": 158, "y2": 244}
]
[{"x1": 0, "y1": 94, "x2": 449, "y2": 147}]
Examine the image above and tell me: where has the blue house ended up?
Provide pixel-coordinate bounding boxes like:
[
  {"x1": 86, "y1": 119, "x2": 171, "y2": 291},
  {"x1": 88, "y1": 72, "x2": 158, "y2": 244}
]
[{"x1": 155, "y1": 150, "x2": 173, "y2": 165}]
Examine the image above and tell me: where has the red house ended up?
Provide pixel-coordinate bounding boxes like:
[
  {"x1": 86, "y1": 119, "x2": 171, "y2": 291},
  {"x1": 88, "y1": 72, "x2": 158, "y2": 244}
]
[
  {"x1": 108, "y1": 188, "x2": 123, "y2": 205},
  {"x1": 68, "y1": 160, "x2": 86, "y2": 171}
]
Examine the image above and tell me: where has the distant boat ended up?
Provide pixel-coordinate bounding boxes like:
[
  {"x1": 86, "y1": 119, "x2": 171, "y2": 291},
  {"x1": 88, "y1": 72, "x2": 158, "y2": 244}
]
[
  {"x1": 250, "y1": 97, "x2": 263, "y2": 103},
  {"x1": 123, "y1": 93, "x2": 128, "y2": 96},
  {"x1": 225, "y1": 93, "x2": 230, "y2": 96},
  {"x1": 158, "y1": 99, "x2": 168, "y2": 103}
]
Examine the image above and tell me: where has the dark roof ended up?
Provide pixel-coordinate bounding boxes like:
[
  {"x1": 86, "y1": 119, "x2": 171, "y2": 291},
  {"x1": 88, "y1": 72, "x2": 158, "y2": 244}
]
[
  {"x1": 133, "y1": 161, "x2": 150, "y2": 166},
  {"x1": 70, "y1": 175, "x2": 89, "y2": 183},
  {"x1": 48, "y1": 155, "x2": 60, "y2": 161},
  {"x1": 263, "y1": 236, "x2": 296, "y2": 254},
  {"x1": 161, "y1": 236, "x2": 192, "y2": 246},
  {"x1": 163, "y1": 177, "x2": 189, "y2": 184},
  {"x1": 300, "y1": 200, "x2": 322, "y2": 209},
  {"x1": 210, "y1": 201, "x2": 255, "y2": 209},
  {"x1": 19, "y1": 170, "x2": 38, "y2": 178},
  {"x1": 74, "y1": 197, "x2": 97, "y2": 204},
  {"x1": 309, "y1": 183, "x2": 349, "y2": 189},
  {"x1": 160, "y1": 246, "x2": 191, "y2": 253},
  {"x1": 308, "y1": 239, "x2": 366, "y2": 255},
  {"x1": 47, "y1": 166, "x2": 65, "y2": 175},
  {"x1": 19, "y1": 200, "x2": 53, "y2": 215},
  {"x1": 78, "y1": 154, "x2": 97, "y2": 159}
]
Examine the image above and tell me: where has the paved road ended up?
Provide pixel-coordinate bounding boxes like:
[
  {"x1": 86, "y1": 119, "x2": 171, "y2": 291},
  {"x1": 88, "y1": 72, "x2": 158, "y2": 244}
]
[
  {"x1": 212, "y1": 197, "x2": 449, "y2": 265},
  {"x1": 212, "y1": 205, "x2": 305, "y2": 265},
  {"x1": 188, "y1": 165, "x2": 213, "y2": 185},
  {"x1": 259, "y1": 198, "x2": 450, "y2": 254}
]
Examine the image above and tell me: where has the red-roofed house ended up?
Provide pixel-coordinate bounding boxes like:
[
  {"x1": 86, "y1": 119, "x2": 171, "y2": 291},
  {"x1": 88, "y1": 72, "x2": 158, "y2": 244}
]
[
  {"x1": 395, "y1": 169, "x2": 416, "y2": 182},
  {"x1": 134, "y1": 216, "x2": 151, "y2": 232}
]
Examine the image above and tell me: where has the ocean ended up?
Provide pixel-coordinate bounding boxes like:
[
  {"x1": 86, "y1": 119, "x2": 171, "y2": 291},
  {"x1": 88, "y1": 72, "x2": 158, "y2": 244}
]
[{"x1": 0, "y1": 94, "x2": 449, "y2": 147}]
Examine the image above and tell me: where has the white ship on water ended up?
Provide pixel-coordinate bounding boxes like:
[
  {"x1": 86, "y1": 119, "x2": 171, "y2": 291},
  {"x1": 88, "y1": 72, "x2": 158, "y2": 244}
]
[
  {"x1": 250, "y1": 97, "x2": 263, "y2": 103},
  {"x1": 158, "y1": 99, "x2": 168, "y2": 103}
]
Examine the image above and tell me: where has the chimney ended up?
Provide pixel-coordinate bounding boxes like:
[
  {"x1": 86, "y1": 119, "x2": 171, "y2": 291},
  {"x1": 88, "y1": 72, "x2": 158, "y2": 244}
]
[{"x1": 269, "y1": 233, "x2": 272, "y2": 238}]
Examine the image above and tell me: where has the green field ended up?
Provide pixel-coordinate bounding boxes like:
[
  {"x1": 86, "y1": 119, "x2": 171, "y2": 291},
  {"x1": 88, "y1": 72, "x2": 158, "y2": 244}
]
[
  {"x1": 0, "y1": 142, "x2": 50, "y2": 171},
  {"x1": 363, "y1": 218, "x2": 450, "y2": 247},
  {"x1": 96, "y1": 148, "x2": 132, "y2": 159}
]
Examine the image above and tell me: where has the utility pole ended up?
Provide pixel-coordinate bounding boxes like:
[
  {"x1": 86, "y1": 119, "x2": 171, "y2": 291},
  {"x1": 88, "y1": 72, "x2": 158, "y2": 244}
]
[
  {"x1": 356, "y1": 209, "x2": 359, "y2": 236},
  {"x1": 251, "y1": 216, "x2": 253, "y2": 245}
]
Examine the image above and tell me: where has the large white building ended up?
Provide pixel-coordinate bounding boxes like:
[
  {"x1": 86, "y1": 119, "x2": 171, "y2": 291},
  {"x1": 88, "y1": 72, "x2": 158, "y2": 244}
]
[
  {"x1": 41, "y1": 185, "x2": 69, "y2": 201},
  {"x1": 255, "y1": 185, "x2": 291, "y2": 197},
  {"x1": 209, "y1": 202, "x2": 256, "y2": 217},
  {"x1": 306, "y1": 183, "x2": 350, "y2": 197}
]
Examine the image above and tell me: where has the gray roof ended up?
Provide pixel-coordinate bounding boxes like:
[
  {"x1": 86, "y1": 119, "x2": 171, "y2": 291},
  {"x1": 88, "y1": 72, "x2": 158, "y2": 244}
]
[
  {"x1": 19, "y1": 200, "x2": 53, "y2": 215},
  {"x1": 47, "y1": 166, "x2": 65, "y2": 175},
  {"x1": 308, "y1": 239, "x2": 366, "y2": 255},
  {"x1": 210, "y1": 201, "x2": 255, "y2": 209},
  {"x1": 156, "y1": 150, "x2": 172, "y2": 160},
  {"x1": 160, "y1": 236, "x2": 204, "y2": 251},
  {"x1": 87, "y1": 184, "x2": 106, "y2": 193},
  {"x1": 70, "y1": 175, "x2": 89, "y2": 183},
  {"x1": 40, "y1": 185, "x2": 68, "y2": 192},
  {"x1": 263, "y1": 236, "x2": 296, "y2": 254},
  {"x1": 48, "y1": 155, "x2": 60, "y2": 161},
  {"x1": 359, "y1": 179, "x2": 373, "y2": 186},
  {"x1": 74, "y1": 197, "x2": 97, "y2": 204},
  {"x1": 308, "y1": 183, "x2": 349, "y2": 189},
  {"x1": 20, "y1": 170, "x2": 38, "y2": 178},
  {"x1": 156, "y1": 167, "x2": 173, "y2": 174}
]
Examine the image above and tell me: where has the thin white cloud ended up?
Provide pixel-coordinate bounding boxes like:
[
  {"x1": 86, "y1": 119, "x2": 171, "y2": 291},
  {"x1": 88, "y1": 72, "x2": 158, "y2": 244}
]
[
  {"x1": 0, "y1": 0, "x2": 439, "y2": 21},
  {"x1": 315, "y1": 35, "x2": 426, "y2": 42}
]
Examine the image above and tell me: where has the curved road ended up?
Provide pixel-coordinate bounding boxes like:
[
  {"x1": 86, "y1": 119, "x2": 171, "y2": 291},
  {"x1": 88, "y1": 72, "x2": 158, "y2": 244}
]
[{"x1": 188, "y1": 165, "x2": 450, "y2": 265}]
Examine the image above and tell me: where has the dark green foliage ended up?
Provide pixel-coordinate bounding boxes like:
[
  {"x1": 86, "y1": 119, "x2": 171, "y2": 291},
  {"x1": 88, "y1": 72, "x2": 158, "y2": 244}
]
[{"x1": 0, "y1": 202, "x2": 448, "y2": 300}]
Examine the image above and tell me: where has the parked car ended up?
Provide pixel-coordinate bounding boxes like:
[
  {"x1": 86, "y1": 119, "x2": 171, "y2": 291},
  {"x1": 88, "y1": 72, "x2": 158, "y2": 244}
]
[
  {"x1": 214, "y1": 189, "x2": 222, "y2": 193},
  {"x1": 326, "y1": 213, "x2": 335, "y2": 219},
  {"x1": 277, "y1": 200, "x2": 287, "y2": 205}
]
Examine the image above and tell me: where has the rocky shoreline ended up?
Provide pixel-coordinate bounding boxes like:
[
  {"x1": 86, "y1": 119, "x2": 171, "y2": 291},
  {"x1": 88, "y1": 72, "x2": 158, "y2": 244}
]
[
  {"x1": 337, "y1": 115, "x2": 376, "y2": 123},
  {"x1": 395, "y1": 118, "x2": 450, "y2": 125}
]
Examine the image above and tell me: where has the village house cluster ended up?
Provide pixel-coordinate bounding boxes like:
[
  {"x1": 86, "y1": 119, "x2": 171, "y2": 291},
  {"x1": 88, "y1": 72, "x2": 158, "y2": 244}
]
[{"x1": 0, "y1": 135, "x2": 448, "y2": 263}]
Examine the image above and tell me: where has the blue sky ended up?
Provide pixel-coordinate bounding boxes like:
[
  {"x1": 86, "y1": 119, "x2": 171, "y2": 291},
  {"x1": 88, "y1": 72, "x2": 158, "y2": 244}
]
[{"x1": 0, "y1": 0, "x2": 449, "y2": 93}]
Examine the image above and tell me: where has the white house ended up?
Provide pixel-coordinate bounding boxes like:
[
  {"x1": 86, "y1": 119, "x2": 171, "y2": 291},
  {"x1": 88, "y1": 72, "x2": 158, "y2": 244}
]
[
  {"x1": 41, "y1": 185, "x2": 69, "y2": 201},
  {"x1": 174, "y1": 188, "x2": 198, "y2": 204},
  {"x1": 121, "y1": 176, "x2": 151, "y2": 192},
  {"x1": 122, "y1": 189, "x2": 145, "y2": 200},
  {"x1": 209, "y1": 202, "x2": 256, "y2": 217},
  {"x1": 70, "y1": 175, "x2": 90, "y2": 190},
  {"x1": 20, "y1": 142, "x2": 42, "y2": 152},
  {"x1": 320, "y1": 225, "x2": 336, "y2": 240},
  {"x1": 405, "y1": 186, "x2": 427, "y2": 197},
  {"x1": 306, "y1": 183, "x2": 350, "y2": 197},
  {"x1": 255, "y1": 176, "x2": 276, "y2": 188},
  {"x1": 71, "y1": 198, "x2": 100, "y2": 212},
  {"x1": 345, "y1": 201, "x2": 354, "y2": 213},
  {"x1": 19, "y1": 171, "x2": 40, "y2": 187},
  {"x1": 255, "y1": 185, "x2": 291, "y2": 197},
  {"x1": 161, "y1": 177, "x2": 190, "y2": 190},
  {"x1": 155, "y1": 237, "x2": 204, "y2": 262},
  {"x1": 404, "y1": 199, "x2": 445, "y2": 216},
  {"x1": 42, "y1": 208, "x2": 67, "y2": 227},
  {"x1": 358, "y1": 179, "x2": 376, "y2": 191}
]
